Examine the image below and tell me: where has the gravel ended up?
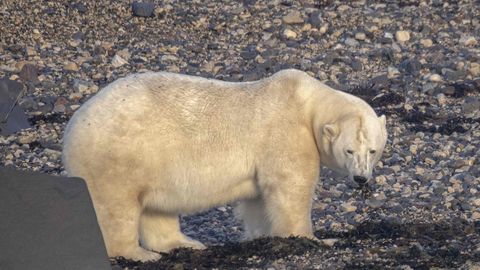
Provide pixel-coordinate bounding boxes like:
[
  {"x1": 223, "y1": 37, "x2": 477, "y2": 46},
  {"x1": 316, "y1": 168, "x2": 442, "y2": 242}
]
[{"x1": 1, "y1": 0, "x2": 479, "y2": 269}]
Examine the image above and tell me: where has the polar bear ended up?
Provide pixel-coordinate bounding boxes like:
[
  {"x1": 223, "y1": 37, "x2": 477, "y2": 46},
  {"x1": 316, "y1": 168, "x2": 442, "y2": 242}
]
[{"x1": 62, "y1": 69, "x2": 387, "y2": 261}]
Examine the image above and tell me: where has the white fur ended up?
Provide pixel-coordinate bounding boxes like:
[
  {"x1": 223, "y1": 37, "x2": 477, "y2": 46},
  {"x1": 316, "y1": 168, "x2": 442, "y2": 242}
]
[{"x1": 62, "y1": 69, "x2": 387, "y2": 261}]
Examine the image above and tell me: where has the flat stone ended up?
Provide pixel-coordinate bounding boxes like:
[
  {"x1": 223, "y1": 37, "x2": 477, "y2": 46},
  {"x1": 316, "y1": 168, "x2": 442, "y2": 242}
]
[
  {"x1": 111, "y1": 54, "x2": 128, "y2": 68},
  {"x1": 366, "y1": 198, "x2": 385, "y2": 209},
  {"x1": 132, "y1": 2, "x2": 155, "y2": 17},
  {"x1": 462, "y1": 97, "x2": 480, "y2": 114},
  {"x1": 73, "y1": 79, "x2": 99, "y2": 95},
  {"x1": 420, "y1": 39, "x2": 433, "y2": 47},
  {"x1": 282, "y1": 11, "x2": 303, "y2": 24},
  {"x1": 344, "y1": 38, "x2": 359, "y2": 47},
  {"x1": 19, "y1": 64, "x2": 39, "y2": 84},
  {"x1": 63, "y1": 62, "x2": 79, "y2": 71},
  {"x1": 0, "y1": 79, "x2": 31, "y2": 135}
]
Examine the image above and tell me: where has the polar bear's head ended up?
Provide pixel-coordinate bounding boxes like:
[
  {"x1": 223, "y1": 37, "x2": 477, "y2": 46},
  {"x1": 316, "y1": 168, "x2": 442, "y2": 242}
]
[{"x1": 321, "y1": 114, "x2": 387, "y2": 186}]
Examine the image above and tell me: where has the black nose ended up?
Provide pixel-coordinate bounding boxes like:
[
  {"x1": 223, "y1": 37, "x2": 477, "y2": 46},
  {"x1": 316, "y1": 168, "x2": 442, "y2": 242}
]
[{"x1": 354, "y1": 176, "x2": 367, "y2": 184}]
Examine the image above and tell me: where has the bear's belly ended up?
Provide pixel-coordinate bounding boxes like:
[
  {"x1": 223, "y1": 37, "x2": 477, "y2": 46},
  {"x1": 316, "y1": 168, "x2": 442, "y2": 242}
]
[{"x1": 141, "y1": 172, "x2": 259, "y2": 214}]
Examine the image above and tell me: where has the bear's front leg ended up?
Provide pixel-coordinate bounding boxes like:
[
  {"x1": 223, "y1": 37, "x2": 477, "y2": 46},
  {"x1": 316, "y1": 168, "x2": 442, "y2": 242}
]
[{"x1": 259, "y1": 161, "x2": 319, "y2": 239}]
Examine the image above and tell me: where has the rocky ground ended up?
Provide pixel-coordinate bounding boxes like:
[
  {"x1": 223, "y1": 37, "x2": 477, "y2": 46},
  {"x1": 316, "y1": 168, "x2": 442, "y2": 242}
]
[{"x1": 1, "y1": 0, "x2": 480, "y2": 269}]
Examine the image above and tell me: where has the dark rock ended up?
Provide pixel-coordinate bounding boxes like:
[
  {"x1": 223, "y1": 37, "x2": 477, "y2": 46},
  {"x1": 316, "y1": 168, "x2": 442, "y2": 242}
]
[
  {"x1": 462, "y1": 97, "x2": 480, "y2": 114},
  {"x1": 19, "y1": 97, "x2": 38, "y2": 110},
  {"x1": 442, "y1": 69, "x2": 466, "y2": 81},
  {"x1": 240, "y1": 46, "x2": 257, "y2": 60},
  {"x1": 323, "y1": 52, "x2": 340, "y2": 65},
  {"x1": 72, "y1": 2, "x2": 87, "y2": 13},
  {"x1": 369, "y1": 74, "x2": 389, "y2": 87},
  {"x1": 72, "y1": 31, "x2": 84, "y2": 41},
  {"x1": 43, "y1": 8, "x2": 55, "y2": 15},
  {"x1": 308, "y1": 11, "x2": 323, "y2": 28},
  {"x1": 132, "y1": 2, "x2": 155, "y2": 18},
  {"x1": 436, "y1": 85, "x2": 456, "y2": 96},
  {"x1": 401, "y1": 58, "x2": 422, "y2": 75},
  {"x1": 18, "y1": 64, "x2": 39, "y2": 85},
  {"x1": 0, "y1": 78, "x2": 31, "y2": 135},
  {"x1": 379, "y1": 37, "x2": 393, "y2": 44}
]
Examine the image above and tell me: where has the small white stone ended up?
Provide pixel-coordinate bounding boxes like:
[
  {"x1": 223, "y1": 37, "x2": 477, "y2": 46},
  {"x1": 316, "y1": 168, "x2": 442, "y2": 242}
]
[
  {"x1": 283, "y1": 28, "x2": 297, "y2": 39},
  {"x1": 428, "y1": 74, "x2": 442, "y2": 82},
  {"x1": 354, "y1": 32, "x2": 366, "y2": 40},
  {"x1": 395, "y1": 30, "x2": 410, "y2": 42}
]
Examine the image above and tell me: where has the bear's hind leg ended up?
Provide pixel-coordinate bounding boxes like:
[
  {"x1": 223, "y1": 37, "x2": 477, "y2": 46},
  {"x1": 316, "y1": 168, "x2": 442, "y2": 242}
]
[
  {"x1": 234, "y1": 197, "x2": 271, "y2": 239},
  {"x1": 95, "y1": 197, "x2": 161, "y2": 262},
  {"x1": 139, "y1": 210, "x2": 206, "y2": 253}
]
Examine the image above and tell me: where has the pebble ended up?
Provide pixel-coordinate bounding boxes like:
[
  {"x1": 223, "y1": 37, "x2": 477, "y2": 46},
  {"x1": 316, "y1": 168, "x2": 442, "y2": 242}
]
[
  {"x1": 468, "y1": 62, "x2": 480, "y2": 77},
  {"x1": 282, "y1": 11, "x2": 303, "y2": 24},
  {"x1": 17, "y1": 133, "x2": 38, "y2": 144},
  {"x1": 73, "y1": 79, "x2": 99, "y2": 95},
  {"x1": 387, "y1": 66, "x2": 400, "y2": 78},
  {"x1": 428, "y1": 74, "x2": 442, "y2": 82},
  {"x1": 63, "y1": 62, "x2": 79, "y2": 71},
  {"x1": 354, "y1": 32, "x2": 366, "y2": 41},
  {"x1": 459, "y1": 36, "x2": 477, "y2": 46},
  {"x1": 283, "y1": 29, "x2": 297, "y2": 39},
  {"x1": 341, "y1": 202, "x2": 357, "y2": 213},
  {"x1": 307, "y1": 11, "x2": 323, "y2": 28},
  {"x1": 111, "y1": 54, "x2": 128, "y2": 67},
  {"x1": 436, "y1": 93, "x2": 447, "y2": 106},
  {"x1": 472, "y1": 212, "x2": 480, "y2": 220},
  {"x1": 420, "y1": 39, "x2": 433, "y2": 47},
  {"x1": 395, "y1": 30, "x2": 410, "y2": 42},
  {"x1": 344, "y1": 38, "x2": 359, "y2": 47},
  {"x1": 19, "y1": 63, "x2": 39, "y2": 84},
  {"x1": 320, "y1": 238, "x2": 339, "y2": 247},
  {"x1": 462, "y1": 97, "x2": 480, "y2": 115},
  {"x1": 25, "y1": 46, "x2": 36, "y2": 56},
  {"x1": 132, "y1": 2, "x2": 155, "y2": 18},
  {"x1": 319, "y1": 24, "x2": 328, "y2": 34}
]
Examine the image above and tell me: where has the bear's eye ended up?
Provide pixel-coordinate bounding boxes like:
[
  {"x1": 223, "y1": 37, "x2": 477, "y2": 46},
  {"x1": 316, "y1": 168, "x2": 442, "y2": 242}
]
[
  {"x1": 346, "y1": 149, "x2": 354, "y2": 155},
  {"x1": 369, "y1": 150, "x2": 376, "y2": 154}
]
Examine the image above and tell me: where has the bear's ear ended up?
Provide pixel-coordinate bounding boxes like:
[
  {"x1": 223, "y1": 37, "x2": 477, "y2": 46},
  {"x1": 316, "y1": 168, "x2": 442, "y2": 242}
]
[
  {"x1": 323, "y1": 124, "x2": 339, "y2": 141},
  {"x1": 379, "y1": 115, "x2": 386, "y2": 127}
]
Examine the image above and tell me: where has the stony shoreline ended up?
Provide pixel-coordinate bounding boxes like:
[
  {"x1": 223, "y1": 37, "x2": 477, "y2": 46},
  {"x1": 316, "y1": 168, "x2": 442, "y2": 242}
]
[{"x1": 1, "y1": 0, "x2": 479, "y2": 269}]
